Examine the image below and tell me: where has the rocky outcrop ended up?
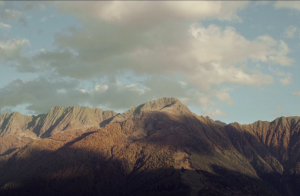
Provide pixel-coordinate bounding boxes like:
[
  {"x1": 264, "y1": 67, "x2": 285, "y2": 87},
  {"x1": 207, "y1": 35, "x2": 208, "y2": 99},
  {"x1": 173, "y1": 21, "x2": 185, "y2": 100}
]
[
  {"x1": 215, "y1": 120, "x2": 227, "y2": 126},
  {"x1": 34, "y1": 106, "x2": 117, "y2": 137},
  {"x1": 111, "y1": 97, "x2": 192, "y2": 123},
  {"x1": 0, "y1": 106, "x2": 117, "y2": 138},
  {"x1": 0, "y1": 112, "x2": 36, "y2": 138}
]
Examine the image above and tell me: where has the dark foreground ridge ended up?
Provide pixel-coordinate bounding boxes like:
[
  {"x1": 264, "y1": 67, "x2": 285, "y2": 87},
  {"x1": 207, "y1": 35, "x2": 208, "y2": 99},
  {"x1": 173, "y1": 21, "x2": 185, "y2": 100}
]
[{"x1": 0, "y1": 97, "x2": 299, "y2": 196}]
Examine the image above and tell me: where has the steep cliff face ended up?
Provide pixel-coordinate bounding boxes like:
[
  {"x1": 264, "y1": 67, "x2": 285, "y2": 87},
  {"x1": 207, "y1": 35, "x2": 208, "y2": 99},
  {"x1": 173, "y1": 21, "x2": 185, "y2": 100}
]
[
  {"x1": 0, "y1": 106, "x2": 118, "y2": 138},
  {"x1": 224, "y1": 117, "x2": 300, "y2": 195},
  {"x1": 34, "y1": 106, "x2": 117, "y2": 137},
  {"x1": 0, "y1": 113, "x2": 10, "y2": 127},
  {"x1": 248, "y1": 117, "x2": 300, "y2": 166},
  {"x1": 225, "y1": 117, "x2": 300, "y2": 171}
]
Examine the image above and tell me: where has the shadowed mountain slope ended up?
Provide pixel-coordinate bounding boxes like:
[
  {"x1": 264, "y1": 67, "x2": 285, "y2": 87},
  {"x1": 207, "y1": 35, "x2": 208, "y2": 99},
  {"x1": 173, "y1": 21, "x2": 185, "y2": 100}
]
[{"x1": 0, "y1": 97, "x2": 299, "y2": 196}]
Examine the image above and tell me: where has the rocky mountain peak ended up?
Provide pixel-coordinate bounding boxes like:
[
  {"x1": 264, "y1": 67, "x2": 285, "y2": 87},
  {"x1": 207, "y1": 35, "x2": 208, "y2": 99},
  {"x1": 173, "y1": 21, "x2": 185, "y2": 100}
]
[
  {"x1": 0, "y1": 105, "x2": 118, "y2": 138},
  {"x1": 49, "y1": 105, "x2": 65, "y2": 111},
  {"x1": 140, "y1": 97, "x2": 179, "y2": 110},
  {"x1": 1, "y1": 98, "x2": 300, "y2": 196},
  {"x1": 111, "y1": 97, "x2": 191, "y2": 123},
  {"x1": 215, "y1": 120, "x2": 227, "y2": 126},
  {"x1": 139, "y1": 97, "x2": 191, "y2": 114}
]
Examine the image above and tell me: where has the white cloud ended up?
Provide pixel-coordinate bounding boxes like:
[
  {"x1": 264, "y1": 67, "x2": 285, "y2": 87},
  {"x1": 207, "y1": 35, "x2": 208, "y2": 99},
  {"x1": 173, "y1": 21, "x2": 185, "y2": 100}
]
[
  {"x1": 178, "y1": 81, "x2": 187, "y2": 88},
  {"x1": 254, "y1": 36, "x2": 293, "y2": 65},
  {"x1": 0, "y1": 8, "x2": 22, "y2": 21},
  {"x1": 188, "y1": 25, "x2": 293, "y2": 66},
  {"x1": 202, "y1": 109, "x2": 229, "y2": 117},
  {"x1": 125, "y1": 84, "x2": 147, "y2": 95},
  {"x1": 283, "y1": 26, "x2": 298, "y2": 38},
  {"x1": 280, "y1": 78, "x2": 291, "y2": 86},
  {"x1": 89, "y1": 79, "x2": 170, "y2": 110},
  {"x1": 79, "y1": 89, "x2": 86, "y2": 93},
  {"x1": 1, "y1": 1, "x2": 295, "y2": 114},
  {"x1": 0, "y1": 75, "x2": 238, "y2": 115},
  {"x1": 184, "y1": 62, "x2": 274, "y2": 90},
  {"x1": 29, "y1": 22, "x2": 291, "y2": 90},
  {"x1": 198, "y1": 95, "x2": 215, "y2": 107},
  {"x1": 0, "y1": 22, "x2": 11, "y2": 29},
  {"x1": 274, "y1": 2, "x2": 300, "y2": 11},
  {"x1": 58, "y1": 1, "x2": 248, "y2": 24},
  {"x1": 0, "y1": 1, "x2": 50, "y2": 28},
  {"x1": 5, "y1": 2, "x2": 288, "y2": 94},
  {"x1": 0, "y1": 38, "x2": 30, "y2": 60},
  {"x1": 94, "y1": 84, "x2": 108, "y2": 92},
  {"x1": 56, "y1": 89, "x2": 67, "y2": 94},
  {"x1": 8, "y1": 1, "x2": 291, "y2": 113},
  {"x1": 255, "y1": 1, "x2": 271, "y2": 6},
  {"x1": 215, "y1": 88, "x2": 233, "y2": 105},
  {"x1": 180, "y1": 90, "x2": 232, "y2": 108},
  {"x1": 292, "y1": 91, "x2": 300, "y2": 97},
  {"x1": 269, "y1": 68, "x2": 292, "y2": 86},
  {"x1": 0, "y1": 78, "x2": 87, "y2": 114}
]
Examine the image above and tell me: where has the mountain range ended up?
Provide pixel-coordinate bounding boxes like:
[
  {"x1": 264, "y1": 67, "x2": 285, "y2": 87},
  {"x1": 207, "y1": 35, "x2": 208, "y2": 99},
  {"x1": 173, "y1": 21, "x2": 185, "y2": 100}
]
[{"x1": 0, "y1": 97, "x2": 299, "y2": 196}]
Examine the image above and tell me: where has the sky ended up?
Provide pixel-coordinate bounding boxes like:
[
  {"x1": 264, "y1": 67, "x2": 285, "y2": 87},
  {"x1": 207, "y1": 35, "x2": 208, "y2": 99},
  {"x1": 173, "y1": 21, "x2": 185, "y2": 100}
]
[{"x1": 0, "y1": 1, "x2": 300, "y2": 125}]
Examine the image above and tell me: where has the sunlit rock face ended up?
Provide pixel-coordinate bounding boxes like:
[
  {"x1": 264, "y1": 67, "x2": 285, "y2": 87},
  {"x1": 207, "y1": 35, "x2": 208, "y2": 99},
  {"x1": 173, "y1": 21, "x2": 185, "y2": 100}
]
[
  {"x1": 0, "y1": 97, "x2": 299, "y2": 196},
  {"x1": 110, "y1": 97, "x2": 192, "y2": 123},
  {"x1": 0, "y1": 106, "x2": 117, "y2": 138}
]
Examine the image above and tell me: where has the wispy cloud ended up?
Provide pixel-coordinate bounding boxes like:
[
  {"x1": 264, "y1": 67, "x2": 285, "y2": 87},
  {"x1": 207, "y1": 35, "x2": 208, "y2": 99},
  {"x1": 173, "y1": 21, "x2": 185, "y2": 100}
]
[
  {"x1": 202, "y1": 109, "x2": 229, "y2": 117},
  {"x1": 0, "y1": 1, "x2": 298, "y2": 121},
  {"x1": 292, "y1": 91, "x2": 300, "y2": 97},
  {"x1": 0, "y1": 22, "x2": 11, "y2": 29},
  {"x1": 283, "y1": 25, "x2": 298, "y2": 38},
  {"x1": 275, "y1": 2, "x2": 300, "y2": 11}
]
